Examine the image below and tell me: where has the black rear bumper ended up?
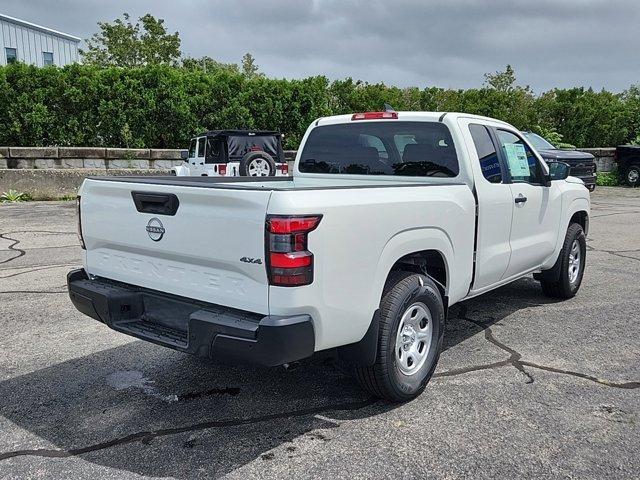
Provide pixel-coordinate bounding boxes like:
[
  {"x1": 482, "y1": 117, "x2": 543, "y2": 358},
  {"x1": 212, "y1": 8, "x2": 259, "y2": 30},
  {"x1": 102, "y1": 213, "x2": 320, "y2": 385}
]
[{"x1": 67, "y1": 269, "x2": 315, "y2": 366}]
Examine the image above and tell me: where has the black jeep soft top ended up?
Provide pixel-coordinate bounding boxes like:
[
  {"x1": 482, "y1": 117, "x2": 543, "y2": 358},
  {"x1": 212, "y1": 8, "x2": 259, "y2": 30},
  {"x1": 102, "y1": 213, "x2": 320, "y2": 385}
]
[{"x1": 190, "y1": 130, "x2": 285, "y2": 164}]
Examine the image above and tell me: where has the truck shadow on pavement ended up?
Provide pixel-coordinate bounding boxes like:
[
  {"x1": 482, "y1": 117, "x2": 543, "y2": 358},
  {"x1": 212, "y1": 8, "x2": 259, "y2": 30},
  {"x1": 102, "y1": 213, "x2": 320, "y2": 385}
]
[{"x1": 0, "y1": 276, "x2": 562, "y2": 478}]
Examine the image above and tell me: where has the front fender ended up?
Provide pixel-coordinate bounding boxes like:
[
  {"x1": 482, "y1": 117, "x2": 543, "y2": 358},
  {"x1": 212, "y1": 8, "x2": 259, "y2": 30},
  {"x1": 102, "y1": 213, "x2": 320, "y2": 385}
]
[{"x1": 542, "y1": 195, "x2": 590, "y2": 270}]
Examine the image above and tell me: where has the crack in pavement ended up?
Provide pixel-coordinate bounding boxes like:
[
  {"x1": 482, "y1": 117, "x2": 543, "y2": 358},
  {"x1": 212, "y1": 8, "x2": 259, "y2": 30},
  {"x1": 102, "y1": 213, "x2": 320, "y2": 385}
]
[
  {"x1": 0, "y1": 398, "x2": 377, "y2": 462},
  {"x1": 0, "y1": 233, "x2": 26, "y2": 264},
  {"x1": 0, "y1": 230, "x2": 78, "y2": 267},
  {"x1": 436, "y1": 305, "x2": 640, "y2": 389},
  {"x1": 587, "y1": 246, "x2": 640, "y2": 263},
  {"x1": 590, "y1": 210, "x2": 640, "y2": 218}
]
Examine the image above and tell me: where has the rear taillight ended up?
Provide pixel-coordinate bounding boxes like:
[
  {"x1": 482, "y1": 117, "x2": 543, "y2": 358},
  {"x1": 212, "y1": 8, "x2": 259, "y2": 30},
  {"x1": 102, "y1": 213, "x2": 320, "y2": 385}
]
[
  {"x1": 218, "y1": 164, "x2": 227, "y2": 176},
  {"x1": 351, "y1": 111, "x2": 398, "y2": 120},
  {"x1": 76, "y1": 196, "x2": 85, "y2": 250},
  {"x1": 280, "y1": 163, "x2": 289, "y2": 175},
  {"x1": 266, "y1": 215, "x2": 321, "y2": 287}
]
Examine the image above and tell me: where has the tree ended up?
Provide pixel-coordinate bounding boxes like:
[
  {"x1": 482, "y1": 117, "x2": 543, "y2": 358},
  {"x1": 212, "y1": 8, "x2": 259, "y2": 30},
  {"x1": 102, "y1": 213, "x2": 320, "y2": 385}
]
[
  {"x1": 484, "y1": 64, "x2": 517, "y2": 92},
  {"x1": 241, "y1": 53, "x2": 262, "y2": 78},
  {"x1": 81, "y1": 13, "x2": 181, "y2": 67},
  {"x1": 182, "y1": 56, "x2": 239, "y2": 74}
]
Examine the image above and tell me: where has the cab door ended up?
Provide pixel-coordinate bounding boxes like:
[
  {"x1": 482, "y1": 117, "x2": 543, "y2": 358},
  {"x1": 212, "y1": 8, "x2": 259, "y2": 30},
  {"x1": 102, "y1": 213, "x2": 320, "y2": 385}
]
[
  {"x1": 188, "y1": 137, "x2": 207, "y2": 176},
  {"x1": 494, "y1": 129, "x2": 563, "y2": 278},
  {"x1": 458, "y1": 118, "x2": 513, "y2": 291}
]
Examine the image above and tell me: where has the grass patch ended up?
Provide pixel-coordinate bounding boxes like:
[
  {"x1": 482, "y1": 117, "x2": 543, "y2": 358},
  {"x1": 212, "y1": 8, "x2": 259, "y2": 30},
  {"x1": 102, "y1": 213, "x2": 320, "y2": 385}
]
[
  {"x1": 596, "y1": 171, "x2": 619, "y2": 187},
  {"x1": 0, "y1": 189, "x2": 31, "y2": 203}
]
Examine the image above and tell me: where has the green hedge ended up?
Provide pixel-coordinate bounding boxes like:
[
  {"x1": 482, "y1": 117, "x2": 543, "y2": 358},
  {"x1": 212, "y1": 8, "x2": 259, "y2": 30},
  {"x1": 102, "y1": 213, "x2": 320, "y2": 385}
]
[{"x1": 0, "y1": 63, "x2": 638, "y2": 149}]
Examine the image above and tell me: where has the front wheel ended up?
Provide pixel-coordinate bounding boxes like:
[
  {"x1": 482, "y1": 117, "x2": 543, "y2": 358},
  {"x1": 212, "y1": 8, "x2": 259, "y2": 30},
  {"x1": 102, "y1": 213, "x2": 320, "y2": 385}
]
[
  {"x1": 353, "y1": 272, "x2": 445, "y2": 402},
  {"x1": 539, "y1": 223, "x2": 586, "y2": 299}
]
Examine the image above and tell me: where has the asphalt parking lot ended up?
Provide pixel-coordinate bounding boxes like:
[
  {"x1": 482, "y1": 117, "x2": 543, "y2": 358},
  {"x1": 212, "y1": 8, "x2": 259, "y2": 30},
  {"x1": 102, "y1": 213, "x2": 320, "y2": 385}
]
[{"x1": 1, "y1": 187, "x2": 639, "y2": 479}]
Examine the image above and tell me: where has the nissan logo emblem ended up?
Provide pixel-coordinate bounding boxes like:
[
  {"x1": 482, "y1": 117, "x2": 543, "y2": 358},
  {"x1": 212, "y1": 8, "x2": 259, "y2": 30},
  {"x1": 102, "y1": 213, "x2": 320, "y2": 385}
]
[{"x1": 146, "y1": 217, "x2": 165, "y2": 241}]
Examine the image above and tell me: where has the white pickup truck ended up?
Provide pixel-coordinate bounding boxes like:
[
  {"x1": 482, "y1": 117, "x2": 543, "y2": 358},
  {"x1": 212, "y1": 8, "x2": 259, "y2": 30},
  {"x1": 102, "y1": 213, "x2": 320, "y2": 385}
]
[{"x1": 68, "y1": 111, "x2": 590, "y2": 402}]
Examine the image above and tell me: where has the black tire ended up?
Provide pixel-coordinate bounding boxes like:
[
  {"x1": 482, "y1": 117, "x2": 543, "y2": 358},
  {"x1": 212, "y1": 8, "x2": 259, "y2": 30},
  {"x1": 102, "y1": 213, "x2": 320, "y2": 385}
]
[
  {"x1": 353, "y1": 271, "x2": 445, "y2": 402},
  {"x1": 625, "y1": 166, "x2": 640, "y2": 187},
  {"x1": 587, "y1": 184, "x2": 596, "y2": 192},
  {"x1": 239, "y1": 151, "x2": 276, "y2": 177},
  {"x1": 540, "y1": 223, "x2": 586, "y2": 299}
]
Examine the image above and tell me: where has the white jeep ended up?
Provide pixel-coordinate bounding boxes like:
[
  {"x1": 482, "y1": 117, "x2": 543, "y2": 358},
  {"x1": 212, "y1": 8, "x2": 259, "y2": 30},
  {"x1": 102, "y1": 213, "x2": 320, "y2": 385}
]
[{"x1": 173, "y1": 130, "x2": 289, "y2": 177}]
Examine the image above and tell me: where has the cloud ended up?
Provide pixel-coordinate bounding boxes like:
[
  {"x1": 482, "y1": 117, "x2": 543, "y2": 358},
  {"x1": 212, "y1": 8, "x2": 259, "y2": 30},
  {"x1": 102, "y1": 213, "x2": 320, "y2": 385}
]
[{"x1": 3, "y1": 0, "x2": 639, "y2": 92}]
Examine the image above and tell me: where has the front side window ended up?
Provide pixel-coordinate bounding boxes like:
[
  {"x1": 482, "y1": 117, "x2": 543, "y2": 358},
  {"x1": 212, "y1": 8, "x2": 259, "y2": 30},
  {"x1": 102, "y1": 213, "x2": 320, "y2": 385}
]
[
  {"x1": 197, "y1": 137, "x2": 205, "y2": 157},
  {"x1": 42, "y1": 52, "x2": 54, "y2": 66},
  {"x1": 469, "y1": 124, "x2": 502, "y2": 183},
  {"x1": 299, "y1": 121, "x2": 459, "y2": 177},
  {"x1": 5, "y1": 47, "x2": 17, "y2": 64},
  {"x1": 496, "y1": 130, "x2": 543, "y2": 185}
]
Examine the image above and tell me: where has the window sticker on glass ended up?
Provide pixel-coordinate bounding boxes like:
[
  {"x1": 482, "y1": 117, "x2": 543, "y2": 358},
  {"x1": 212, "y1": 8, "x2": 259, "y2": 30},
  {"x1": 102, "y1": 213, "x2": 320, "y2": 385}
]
[{"x1": 503, "y1": 143, "x2": 530, "y2": 178}]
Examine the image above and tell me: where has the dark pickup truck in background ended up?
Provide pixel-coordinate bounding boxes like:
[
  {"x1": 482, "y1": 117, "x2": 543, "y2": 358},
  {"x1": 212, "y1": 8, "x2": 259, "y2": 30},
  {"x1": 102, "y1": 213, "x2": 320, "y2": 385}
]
[
  {"x1": 615, "y1": 145, "x2": 640, "y2": 187},
  {"x1": 523, "y1": 132, "x2": 597, "y2": 191}
]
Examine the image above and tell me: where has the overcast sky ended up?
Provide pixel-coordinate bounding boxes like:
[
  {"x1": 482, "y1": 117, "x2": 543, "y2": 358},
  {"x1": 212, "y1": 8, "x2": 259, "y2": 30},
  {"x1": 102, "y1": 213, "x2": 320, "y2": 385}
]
[{"x1": 3, "y1": 0, "x2": 639, "y2": 92}]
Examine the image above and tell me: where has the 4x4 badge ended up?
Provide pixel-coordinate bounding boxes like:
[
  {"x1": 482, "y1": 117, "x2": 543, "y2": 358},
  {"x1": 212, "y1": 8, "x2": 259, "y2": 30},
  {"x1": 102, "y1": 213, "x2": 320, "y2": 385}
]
[{"x1": 240, "y1": 257, "x2": 262, "y2": 264}]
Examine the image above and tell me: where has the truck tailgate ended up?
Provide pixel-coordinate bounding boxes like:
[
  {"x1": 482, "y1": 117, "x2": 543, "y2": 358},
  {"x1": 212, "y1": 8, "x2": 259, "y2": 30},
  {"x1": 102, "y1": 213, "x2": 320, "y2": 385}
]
[{"x1": 80, "y1": 178, "x2": 272, "y2": 314}]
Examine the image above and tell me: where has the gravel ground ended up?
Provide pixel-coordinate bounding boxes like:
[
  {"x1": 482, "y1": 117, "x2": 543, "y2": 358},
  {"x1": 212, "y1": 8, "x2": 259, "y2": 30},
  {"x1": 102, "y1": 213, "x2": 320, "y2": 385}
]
[{"x1": 0, "y1": 186, "x2": 638, "y2": 479}]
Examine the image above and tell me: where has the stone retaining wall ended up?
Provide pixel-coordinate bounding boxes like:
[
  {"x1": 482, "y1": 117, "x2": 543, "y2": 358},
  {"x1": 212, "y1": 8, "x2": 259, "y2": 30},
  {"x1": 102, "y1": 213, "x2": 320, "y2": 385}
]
[
  {"x1": 0, "y1": 168, "x2": 171, "y2": 200},
  {"x1": 0, "y1": 147, "x2": 186, "y2": 170},
  {"x1": 579, "y1": 148, "x2": 616, "y2": 172}
]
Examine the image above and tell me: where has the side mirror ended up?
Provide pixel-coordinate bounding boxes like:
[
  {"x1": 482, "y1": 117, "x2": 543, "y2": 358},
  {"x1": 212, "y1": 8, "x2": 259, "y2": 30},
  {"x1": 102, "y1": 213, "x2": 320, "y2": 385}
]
[
  {"x1": 547, "y1": 161, "x2": 570, "y2": 182},
  {"x1": 180, "y1": 150, "x2": 188, "y2": 160}
]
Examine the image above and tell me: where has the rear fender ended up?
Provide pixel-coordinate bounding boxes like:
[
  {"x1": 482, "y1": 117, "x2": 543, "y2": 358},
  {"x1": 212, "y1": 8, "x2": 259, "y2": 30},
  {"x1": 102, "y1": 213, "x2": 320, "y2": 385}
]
[{"x1": 370, "y1": 227, "x2": 454, "y2": 319}]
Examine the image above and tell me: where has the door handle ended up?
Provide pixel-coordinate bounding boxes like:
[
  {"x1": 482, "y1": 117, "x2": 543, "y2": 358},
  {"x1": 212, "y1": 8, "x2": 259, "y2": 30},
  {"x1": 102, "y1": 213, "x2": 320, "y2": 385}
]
[{"x1": 514, "y1": 194, "x2": 527, "y2": 204}]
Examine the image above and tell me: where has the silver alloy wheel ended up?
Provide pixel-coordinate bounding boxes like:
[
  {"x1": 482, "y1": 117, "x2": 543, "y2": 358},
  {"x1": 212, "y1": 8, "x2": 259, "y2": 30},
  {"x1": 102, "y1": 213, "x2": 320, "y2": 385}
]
[
  {"x1": 395, "y1": 302, "x2": 433, "y2": 375},
  {"x1": 628, "y1": 168, "x2": 639, "y2": 184},
  {"x1": 568, "y1": 239, "x2": 581, "y2": 284},
  {"x1": 248, "y1": 158, "x2": 272, "y2": 176}
]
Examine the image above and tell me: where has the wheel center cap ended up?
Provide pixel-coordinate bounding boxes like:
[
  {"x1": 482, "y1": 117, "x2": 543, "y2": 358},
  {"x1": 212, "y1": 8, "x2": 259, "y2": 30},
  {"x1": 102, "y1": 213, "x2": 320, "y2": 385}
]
[{"x1": 401, "y1": 326, "x2": 416, "y2": 346}]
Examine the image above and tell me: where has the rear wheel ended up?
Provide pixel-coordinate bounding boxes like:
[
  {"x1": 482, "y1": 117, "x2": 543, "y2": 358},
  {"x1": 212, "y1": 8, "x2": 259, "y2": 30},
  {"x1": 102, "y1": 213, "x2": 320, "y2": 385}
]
[
  {"x1": 353, "y1": 271, "x2": 445, "y2": 402},
  {"x1": 626, "y1": 166, "x2": 640, "y2": 187},
  {"x1": 540, "y1": 223, "x2": 586, "y2": 299}
]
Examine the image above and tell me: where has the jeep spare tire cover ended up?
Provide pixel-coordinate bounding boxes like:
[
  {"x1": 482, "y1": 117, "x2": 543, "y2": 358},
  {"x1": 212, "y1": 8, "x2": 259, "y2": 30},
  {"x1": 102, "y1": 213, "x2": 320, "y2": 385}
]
[{"x1": 240, "y1": 151, "x2": 276, "y2": 176}]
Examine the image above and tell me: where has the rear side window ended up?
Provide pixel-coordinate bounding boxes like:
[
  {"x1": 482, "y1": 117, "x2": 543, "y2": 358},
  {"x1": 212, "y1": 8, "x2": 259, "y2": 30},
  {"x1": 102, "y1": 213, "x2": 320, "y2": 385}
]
[
  {"x1": 188, "y1": 139, "x2": 197, "y2": 158},
  {"x1": 469, "y1": 124, "x2": 502, "y2": 183},
  {"x1": 299, "y1": 121, "x2": 459, "y2": 177},
  {"x1": 206, "y1": 138, "x2": 222, "y2": 163}
]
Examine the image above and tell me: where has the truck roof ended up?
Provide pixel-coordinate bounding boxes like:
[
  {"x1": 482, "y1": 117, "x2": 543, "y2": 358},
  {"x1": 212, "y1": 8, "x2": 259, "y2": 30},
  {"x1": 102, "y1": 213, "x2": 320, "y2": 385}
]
[{"x1": 314, "y1": 111, "x2": 512, "y2": 127}]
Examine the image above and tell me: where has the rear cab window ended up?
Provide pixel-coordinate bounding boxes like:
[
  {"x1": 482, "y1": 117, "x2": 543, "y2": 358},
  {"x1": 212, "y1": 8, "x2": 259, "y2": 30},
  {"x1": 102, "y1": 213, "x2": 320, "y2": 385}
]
[
  {"x1": 299, "y1": 121, "x2": 459, "y2": 177},
  {"x1": 469, "y1": 124, "x2": 503, "y2": 183}
]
